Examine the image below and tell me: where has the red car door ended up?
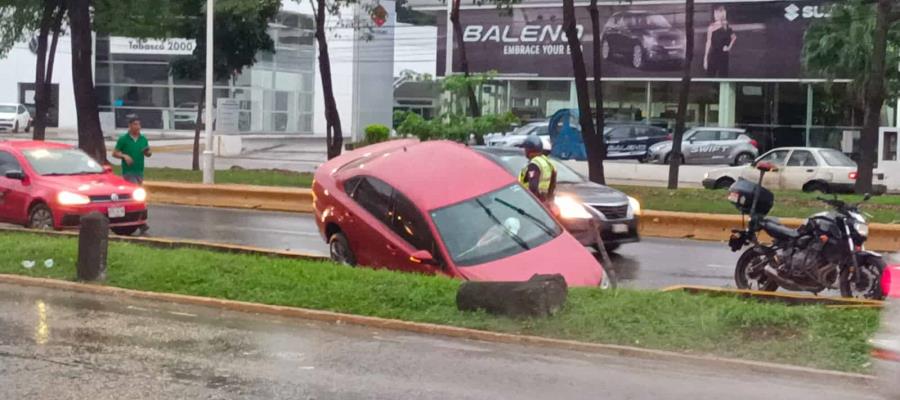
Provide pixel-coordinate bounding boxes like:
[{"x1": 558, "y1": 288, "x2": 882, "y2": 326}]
[
  {"x1": 384, "y1": 190, "x2": 446, "y2": 275},
  {"x1": 0, "y1": 150, "x2": 30, "y2": 224},
  {"x1": 343, "y1": 176, "x2": 399, "y2": 268}
]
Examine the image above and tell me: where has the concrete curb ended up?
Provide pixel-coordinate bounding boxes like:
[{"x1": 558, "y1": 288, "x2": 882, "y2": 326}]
[
  {"x1": 0, "y1": 273, "x2": 874, "y2": 386},
  {"x1": 663, "y1": 285, "x2": 885, "y2": 308},
  {"x1": 144, "y1": 181, "x2": 313, "y2": 213},
  {"x1": 0, "y1": 226, "x2": 324, "y2": 260},
  {"x1": 141, "y1": 181, "x2": 899, "y2": 252}
]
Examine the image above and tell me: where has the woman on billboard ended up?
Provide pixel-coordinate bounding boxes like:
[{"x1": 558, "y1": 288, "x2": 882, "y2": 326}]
[{"x1": 704, "y1": 5, "x2": 737, "y2": 77}]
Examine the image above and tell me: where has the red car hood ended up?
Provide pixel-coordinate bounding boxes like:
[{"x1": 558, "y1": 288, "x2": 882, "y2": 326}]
[
  {"x1": 38, "y1": 174, "x2": 138, "y2": 195},
  {"x1": 456, "y1": 233, "x2": 603, "y2": 287}
]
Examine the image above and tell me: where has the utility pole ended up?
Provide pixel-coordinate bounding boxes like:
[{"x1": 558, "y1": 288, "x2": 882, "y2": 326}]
[{"x1": 202, "y1": 0, "x2": 215, "y2": 184}]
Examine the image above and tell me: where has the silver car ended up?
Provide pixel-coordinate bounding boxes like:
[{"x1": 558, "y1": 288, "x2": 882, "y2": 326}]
[
  {"x1": 647, "y1": 127, "x2": 759, "y2": 166},
  {"x1": 486, "y1": 121, "x2": 552, "y2": 150}
]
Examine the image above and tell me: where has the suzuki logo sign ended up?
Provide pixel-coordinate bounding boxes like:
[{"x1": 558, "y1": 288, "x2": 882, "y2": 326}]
[{"x1": 785, "y1": 4, "x2": 831, "y2": 21}]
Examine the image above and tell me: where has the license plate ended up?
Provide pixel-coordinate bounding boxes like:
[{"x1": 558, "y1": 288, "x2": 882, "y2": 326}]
[
  {"x1": 612, "y1": 224, "x2": 629, "y2": 234},
  {"x1": 108, "y1": 207, "x2": 125, "y2": 218}
]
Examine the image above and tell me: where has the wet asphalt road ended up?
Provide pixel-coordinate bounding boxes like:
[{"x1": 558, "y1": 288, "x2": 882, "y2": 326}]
[
  {"x1": 0, "y1": 283, "x2": 877, "y2": 400},
  {"x1": 145, "y1": 204, "x2": 739, "y2": 290}
]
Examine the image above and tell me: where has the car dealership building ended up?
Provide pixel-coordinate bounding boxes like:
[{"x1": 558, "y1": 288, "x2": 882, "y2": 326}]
[
  {"x1": 0, "y1": 1, "x2": 397, "y2": 142},
  {"x1": 409, "y1": 0, "x2": 894, "y2": 153}
]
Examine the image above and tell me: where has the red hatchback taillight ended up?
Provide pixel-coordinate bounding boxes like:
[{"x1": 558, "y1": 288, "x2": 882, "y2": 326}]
[
  {"x1": 750, "y1": 139, "x2": 759, "y2": 148},
  {"x1": 849, "y1": 171, "x2": 858, "y2": 180},
  {"x1": 665, "y1": 133, "x2": 673, "y2": 140}
]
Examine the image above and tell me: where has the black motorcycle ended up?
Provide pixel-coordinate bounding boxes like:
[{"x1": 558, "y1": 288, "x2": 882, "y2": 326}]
[{"x1": 726, "y1": 162, "x2": 885, "y2": 299}]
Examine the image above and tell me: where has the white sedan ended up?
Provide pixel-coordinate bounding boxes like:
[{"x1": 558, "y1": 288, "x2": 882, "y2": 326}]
[
  {"x1": 486, "y1": 121, "x2": 552, "y2": 150},
  {"x1": 702, "y1": 147, "x2": 887, "y2": 193},
  {"x1": 0, "y1": 103, "x2": 31, "y2": 133}
]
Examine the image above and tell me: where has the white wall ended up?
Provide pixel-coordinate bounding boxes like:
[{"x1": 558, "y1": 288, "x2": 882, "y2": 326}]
[
  {"x1": 0, "y1": 36, "x2": 77, "y2": 129},
  {"x1": 394, "y1": 23, "x2": 437, "y2": 77}
]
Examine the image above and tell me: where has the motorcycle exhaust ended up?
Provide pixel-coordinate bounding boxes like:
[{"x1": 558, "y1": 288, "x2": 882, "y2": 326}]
[{"x1": 764, "y1": 266, "x2": 821, "y2": 292}]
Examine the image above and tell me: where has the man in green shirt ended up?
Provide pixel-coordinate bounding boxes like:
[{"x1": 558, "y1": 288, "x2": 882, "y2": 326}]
[
  {"x1": 113, "y1": 116, "x2": 152, "y2": 184},
  {"x1": 113, "y1": 116, "x2": 152, "y2": 234}
]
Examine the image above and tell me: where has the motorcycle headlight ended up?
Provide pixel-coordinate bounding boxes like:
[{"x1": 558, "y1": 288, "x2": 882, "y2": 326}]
[
  {"x1": 57, "y1": 191, "x2": 90, "y2": 206},
  {"x1": 855, "y1": 222, "x2": 869, "y2": 238},
  {"x1": 628, "y1": 196, "x2": 642, "y2": 216},
  {"x1": 554, "y1": 195, "x2": 592, "y2": 220}
]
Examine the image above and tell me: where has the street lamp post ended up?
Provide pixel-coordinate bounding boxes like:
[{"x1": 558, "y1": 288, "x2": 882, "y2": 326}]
[{"x1": 202, "y1": 0, "x2": 215, "y2": 184}]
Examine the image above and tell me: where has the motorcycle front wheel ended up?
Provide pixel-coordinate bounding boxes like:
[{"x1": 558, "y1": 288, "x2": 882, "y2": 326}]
[
  {"x1": 839, "y1": 255, "x2": 885, "y2": 300},
  {"x1": 734, "y1": 246, "x2": 779, "y2": 292}
]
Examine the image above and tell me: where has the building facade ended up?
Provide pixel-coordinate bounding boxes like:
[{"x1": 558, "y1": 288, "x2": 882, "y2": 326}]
[
  {"x1": 407, "y1": 0, "x2": 893, "y2": 153},
  {"x1": 0, "y1": 0, "x2": 396, "y2": 141}
]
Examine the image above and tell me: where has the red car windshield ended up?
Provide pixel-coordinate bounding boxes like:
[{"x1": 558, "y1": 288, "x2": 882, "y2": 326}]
[
  {"x1": 23, "y1": 148, "x2": 104, "y2": 176},
  {"x1": 430, "y1": 184, "x2": 561, "y2": 267}
]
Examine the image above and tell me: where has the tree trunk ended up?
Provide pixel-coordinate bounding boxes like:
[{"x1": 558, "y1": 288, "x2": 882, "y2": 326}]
[
  {"x1": 69, "y1": 0, "x2": 107, "y2": 163},
  {"x1": 588, "y1": 0, "x2": 606, "y2": 185},
  {"x1": 563, "y1": 0, "x2": 601, "y2": 183},
  {"x1": 32, "y1": 0, "x2": 54, "y2": 141},
  {"x1": 315, "y1": 0, "x2": 343, "y2": 159},
  {"x1": 450, "y1": 0, "x2": 481, "y2": 121},
  {"x1": 34, "y1": 1, "x2": 65, "y2": 141},
  {"x1": 192, "y1": 84, "x2": 205, "y2": 171},
  {"x1": 667, "y1": 0, "x2": 695, "y2": 190},
  {"x1": 857, "y1": 0, "x2": 891, "y2": 194}
]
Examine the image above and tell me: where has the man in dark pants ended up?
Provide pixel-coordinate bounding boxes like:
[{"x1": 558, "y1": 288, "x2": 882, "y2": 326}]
[{"x1": 112, "y1": 116, "x2": 151, "y2": 234}]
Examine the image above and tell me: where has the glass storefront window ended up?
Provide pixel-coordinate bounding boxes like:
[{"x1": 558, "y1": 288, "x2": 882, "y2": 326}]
[
  {"x1": 112, "y1": 63, "x2": 170, "y2": 85},
  {"x1": 648, "y1": 81, "x2": 719, "y2": 130},
  {"x1": 112, "y1": 86, "x2": 170, "y2": 108},
  {"x1": 602, "y1": 82, "x2": 647, "y2": 122},
  {"x1": 509, "y1": 80, "x2": 569, "y2": 120}
]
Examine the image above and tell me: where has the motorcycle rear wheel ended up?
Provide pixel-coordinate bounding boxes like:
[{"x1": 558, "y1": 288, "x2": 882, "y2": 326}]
[
  {"x1": 734, "y1": 247, "x2": 779, "y2": 292},
  {"x1": 839, "y1": 256, "x2": 885, "y2": 300}
]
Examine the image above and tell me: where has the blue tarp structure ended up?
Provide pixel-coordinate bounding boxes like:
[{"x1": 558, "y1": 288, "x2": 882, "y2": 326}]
[{"x1": 548, "y1": 109, "x2": 587, "y2": 161}]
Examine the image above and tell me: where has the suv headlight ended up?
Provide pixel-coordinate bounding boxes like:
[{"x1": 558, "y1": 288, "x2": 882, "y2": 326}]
[{"x1": 554, "y1": 196, "x2": 592, "y2": 220}]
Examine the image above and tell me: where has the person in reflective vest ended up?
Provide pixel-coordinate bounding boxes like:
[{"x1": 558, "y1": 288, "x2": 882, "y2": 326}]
[{"x1": 519, "y1": 135, "x2": 557, "y2": 203}]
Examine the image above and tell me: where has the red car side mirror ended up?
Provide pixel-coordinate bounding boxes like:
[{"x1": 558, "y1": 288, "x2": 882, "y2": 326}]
[
  {"x1": 756, "y1": 162, "x2": 778, "y2": 172},
  {"x1": 409, "y1": 250, "x2": 438, "y2": 266}
]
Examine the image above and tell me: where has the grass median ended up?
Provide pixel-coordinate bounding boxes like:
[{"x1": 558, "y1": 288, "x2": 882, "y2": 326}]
[{"x1": 0, "y1": 231, "x2": 879, "y2": 373}]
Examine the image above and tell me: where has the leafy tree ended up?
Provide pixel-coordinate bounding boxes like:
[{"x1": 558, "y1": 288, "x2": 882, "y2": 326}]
[
  {"x1": 69, "y1": 0, "x2": 106, "y2": 162},
  {"x1": 667, "y1": 0, "x2": 695, "y2": 189},
  {"x1": 0, "y1": 0, "x2": 66, "y2": 141},
  {"x1": 804, "y1": 0, "x2": 900, "y2": 193},
  {"x1": 168, "y1": 0, "x2": 280, "y2": 170}
]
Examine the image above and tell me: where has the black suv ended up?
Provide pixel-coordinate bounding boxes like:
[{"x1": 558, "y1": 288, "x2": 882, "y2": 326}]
[
  {"x1": 604, "y1": 123, "x2": 670, "y2": 162},
  {"x1": 601, "y1": 11, "x2": 685, "y2": 69}
]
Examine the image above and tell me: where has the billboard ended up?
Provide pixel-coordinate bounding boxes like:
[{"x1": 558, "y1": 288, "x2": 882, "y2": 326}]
[{"x1": 436, "y1": 1, "x2": 832, "y2": 79}]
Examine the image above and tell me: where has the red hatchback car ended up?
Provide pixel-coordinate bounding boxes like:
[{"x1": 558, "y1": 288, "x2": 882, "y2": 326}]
[
  {"x1": 312, "y1": 140, "x2": 609, "y2": 287},
  {"x1": 0, "y1": 141, "x2": 148, "y2": 235}
]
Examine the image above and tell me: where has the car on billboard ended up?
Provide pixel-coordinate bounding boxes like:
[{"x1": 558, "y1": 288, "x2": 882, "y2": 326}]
[
  {"x1": 486, "y1": 121, "x2": 552, "y2": 150},
  {"x1": 702, "y1": 147, "x2": 888, "y2": 193},
  {"x1": 0, "y1": 103, "x2": 32, "y2": 133},
  {"x1": 601, "y1": 11, "x2": 686, "y2": 69},
  {"x1": 474, "y1": 146, "x2": 641, "y2": 253},
  {"x1": 603, "y1": 123, "x2": 670, "y2": 162},
  {"x1": 0, "y1": 141, "x2": 148, "y2": 235},
  {"x1": 647, "y1": 127, "x2": 758, "y2": 166},
  {"x1": 312, "y1": 139, "x2": 611, "y2": 288}
]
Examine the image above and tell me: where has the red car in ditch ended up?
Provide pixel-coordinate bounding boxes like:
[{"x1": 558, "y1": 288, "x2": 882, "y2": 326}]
[
  {"x1": 0, "y1": 141, "x2": 148, "y2": 235},
  {"x1": 312, "y1": 139, "x2": 610, "y2": 288}
]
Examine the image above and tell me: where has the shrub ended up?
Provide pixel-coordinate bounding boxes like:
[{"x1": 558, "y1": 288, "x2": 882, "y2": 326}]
[{"x1": 364, "y1": 124, "x2": 390, "y2": 144}]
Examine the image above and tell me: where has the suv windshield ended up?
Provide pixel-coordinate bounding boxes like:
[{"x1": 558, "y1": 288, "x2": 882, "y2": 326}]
[
  {"x1": 23, "y1": 148, "x2": 104, "y2": 176},
  {"x1": 430, "y1": 184, "x2": 562, "y2": 267},
  {"x1": 489, "y1": 153, "x2": 584, "y2": 184},
  {"x1": 820, "y1": 149, "x2": 856, "y2": 167},
  {"x1": 0, "y1": 105, "x2": 17, "y2": 113}
]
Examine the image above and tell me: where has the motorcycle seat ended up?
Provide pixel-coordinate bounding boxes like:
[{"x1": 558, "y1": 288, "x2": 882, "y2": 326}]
[{"x1": 760, "y1": 217, "x2": 799, "y2": 240}]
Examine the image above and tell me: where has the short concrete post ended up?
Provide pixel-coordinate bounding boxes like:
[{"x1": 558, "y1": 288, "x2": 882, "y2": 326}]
[{"x1": 77, "y1": 212, "x2": 108, "y2": 282}]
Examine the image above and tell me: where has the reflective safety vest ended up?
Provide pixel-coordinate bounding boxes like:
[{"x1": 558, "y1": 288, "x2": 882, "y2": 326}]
[{"x1": 519, "y1": 154, "x2": 555, "y2": 198}]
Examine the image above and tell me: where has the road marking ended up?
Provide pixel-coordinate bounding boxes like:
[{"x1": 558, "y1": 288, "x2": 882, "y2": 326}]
[
  {"x1": 706, "y1": 264, "x2": 732, "y2": 269},
  {"x1": 167, "y1": 311, "x2": 197, "y2": 317},
  {"x1": 127, "y1": 305, "x2": 152, "y2": 312}
]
